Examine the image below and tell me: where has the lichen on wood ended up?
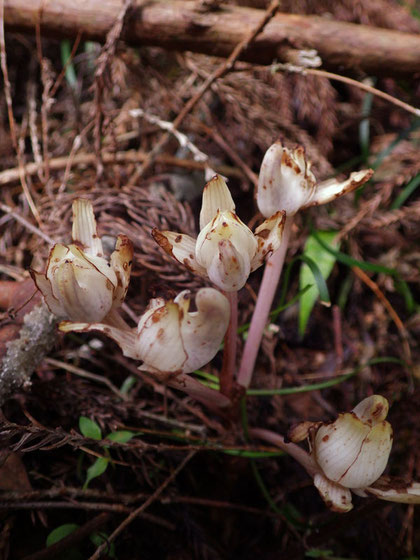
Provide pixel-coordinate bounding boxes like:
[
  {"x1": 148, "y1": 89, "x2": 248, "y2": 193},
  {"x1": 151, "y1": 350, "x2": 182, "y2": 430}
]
[{"x1": 0, "y1": 303, "x2": 57, "y2": 404}]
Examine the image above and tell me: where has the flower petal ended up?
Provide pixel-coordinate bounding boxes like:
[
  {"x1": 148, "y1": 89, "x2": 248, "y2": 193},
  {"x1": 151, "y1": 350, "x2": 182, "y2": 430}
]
[
  {"x1": 71, "y1": 198, "x2": 103, "y2": 257},
  {"x1": 30, "y1": 269, "x2": 66, "y2": 318},
  {"x1": 110, "y1": 235, "x2": 134, "y2": 307},
  {"x1": 257, "y1": 142, "x2": 316, "y2": 217},
  {"x1": 207, "y1": 239, "x2": 250, "y2": 292},
  {"x1": 60, "y1": 320, "x2": 141, "y2": 359},
  {"x1": 196, "y1": 211, "x2": 257, "y2": 292},
  {"x1": 314, "y1": 412, "x2": 393, "y2": 489},
  {"x1": 352, "y1": 394, "x2": 389, "y2": 425},
  {"x1": 151, "y1": 229, "x2": 207, "y2": 277},
  {"x1": 250, "y1": 210, "x2": 286, "y2": 271},
  {"x1": 137, "y1": 299, "x2": 187, "y2": 373},
  {"x1": 174, "y1": 288, "x2": 230, "y2": 372},
  {"x1": 364, "y1": 476, "x2": 420, "y2": 504},
  {"x1": 199, "y1": 175, "x2": 235, "y2": 230},
  {"x1": 304, "y1": 169, "x2": 373, "y2": 209},
  {"x1": 314, "y1": 473, "x2": 353, "y2": 513},
  {"x1": 54, "y1": 262, "x2": 114, "y2": 322}
]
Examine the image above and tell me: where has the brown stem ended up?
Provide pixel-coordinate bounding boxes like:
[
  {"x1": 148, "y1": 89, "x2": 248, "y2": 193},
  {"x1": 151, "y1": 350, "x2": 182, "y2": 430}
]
[{"x1": 4, "y1": 0, "x2": 420, "y2": 76}]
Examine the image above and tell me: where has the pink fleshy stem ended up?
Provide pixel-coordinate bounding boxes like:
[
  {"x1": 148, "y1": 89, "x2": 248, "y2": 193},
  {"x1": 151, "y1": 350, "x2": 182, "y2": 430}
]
[
  {"x1": 168, "y1": 373, "x2": 231, "y2": 410},
  {"x1": 249, "y1": 427, "x2": 319, "y2": 478},
  {"x1": 220, "y1": 290, "x2": 238, "y2": 399},
  {"x1": 237, "y1": 216, "x2": 293, "y2": 389}
]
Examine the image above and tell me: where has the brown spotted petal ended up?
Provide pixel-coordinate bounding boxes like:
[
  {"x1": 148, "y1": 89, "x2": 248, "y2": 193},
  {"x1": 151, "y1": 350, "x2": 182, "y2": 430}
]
[
  {"x1": 137, "y1": 288, "x2": 230, "y2": 374},
  {"x1": 362, "y1": 477, "x2": 420, "y2": 504},
  {"x1": 250, "y1": 211, "x2": 286, "y2": 271},
  {"x1": 257, "y1": 141, "x2": 316, "y2": 217},
  {"x1": 196, "y1": 210, "x2": 258, "y2": 292},
  {"x1": 302, "y1": 169, "x2": 373, "y2": 209},
  {"x1": 314, "y1": 472, "x2": 353, "y2": 513},
  {"x1": 314, "y1": 395, "x2": 393, "y2": 489},
  {"x1": 151, "y1": 229, "x2": 207, "y2": 277},
  {"x1": 110, "y1": 235, "x2": 134, "y2": 307}
]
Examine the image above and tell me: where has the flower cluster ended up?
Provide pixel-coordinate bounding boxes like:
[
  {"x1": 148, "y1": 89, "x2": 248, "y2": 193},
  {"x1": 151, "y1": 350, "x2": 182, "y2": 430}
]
[
  {"x1": 31, "y1": 142, "x2": 418, "y2": 514},
  {"x1": 31, "y1": 174, "x2": 286, "y2": 400}
]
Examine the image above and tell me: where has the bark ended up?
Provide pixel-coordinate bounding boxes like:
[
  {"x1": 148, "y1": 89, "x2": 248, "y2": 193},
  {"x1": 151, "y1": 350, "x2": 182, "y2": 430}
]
[{"x1": 4, "y1": 0, "x2": 420, "y2": 76}]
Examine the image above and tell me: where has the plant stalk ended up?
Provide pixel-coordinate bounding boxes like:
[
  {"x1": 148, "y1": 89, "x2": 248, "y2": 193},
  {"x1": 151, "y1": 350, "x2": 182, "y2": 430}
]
[
  {"x1": 220, "y1": 290, "x2": 238, "y2": 399},
  {"x1": 237, "y1": 216, "x2": 293, "y2": 389},
  {"x1": 249, "y1": 427, "x2": 318, "y2": 477}
]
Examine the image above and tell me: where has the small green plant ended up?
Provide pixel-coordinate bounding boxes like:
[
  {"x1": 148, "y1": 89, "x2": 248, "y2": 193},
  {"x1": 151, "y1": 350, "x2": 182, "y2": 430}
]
[{"x1": 78, "y1": 416, "x2": 135, "y2": 489}]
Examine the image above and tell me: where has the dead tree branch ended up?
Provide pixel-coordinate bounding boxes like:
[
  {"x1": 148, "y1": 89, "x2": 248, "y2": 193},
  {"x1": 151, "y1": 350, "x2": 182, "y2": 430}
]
[{"x1": 4, "y1": 0, "x2": 420, "y2": 76}]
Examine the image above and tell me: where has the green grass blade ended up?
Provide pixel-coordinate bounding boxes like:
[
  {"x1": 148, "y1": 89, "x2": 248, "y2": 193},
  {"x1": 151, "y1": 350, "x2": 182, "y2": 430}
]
[{"x1": 390, "y1": 173, "x2": 420, "y2": 210}]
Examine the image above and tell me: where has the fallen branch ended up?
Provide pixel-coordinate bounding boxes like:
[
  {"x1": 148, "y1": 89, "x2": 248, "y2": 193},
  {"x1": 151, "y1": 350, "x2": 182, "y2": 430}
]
[
  {"x1": 0, "y1": 150, "x2": 243, "y2": 186},
  {"x1": 4, "y1": 0, "x2": 420, "y2": 76}
]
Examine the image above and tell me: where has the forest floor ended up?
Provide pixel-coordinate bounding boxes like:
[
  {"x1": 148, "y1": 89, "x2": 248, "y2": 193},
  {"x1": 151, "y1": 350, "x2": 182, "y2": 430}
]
[{"x1": 0, "y1": 1, "x2": 419, "y2": 558}]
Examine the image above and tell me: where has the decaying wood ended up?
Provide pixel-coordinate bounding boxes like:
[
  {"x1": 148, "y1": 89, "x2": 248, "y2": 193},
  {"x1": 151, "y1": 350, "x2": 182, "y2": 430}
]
[{"x1": 4, "y1": 0, "x2": 420, "y2": 76}]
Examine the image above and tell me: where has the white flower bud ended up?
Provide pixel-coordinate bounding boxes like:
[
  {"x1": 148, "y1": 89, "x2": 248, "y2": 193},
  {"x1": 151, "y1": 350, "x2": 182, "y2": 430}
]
[
  {"x1": 313, "y1": 395, "x2": 393, "y2": 489},
  {"x1": 257, "y1": 141, "x2": 373, "y2": 217},
  {"x1": 153, "y1": 175, "x2": 286, "y2": 292},
  {"x1": 31, "y1": 199, "x2": 133, "y2": 322}
]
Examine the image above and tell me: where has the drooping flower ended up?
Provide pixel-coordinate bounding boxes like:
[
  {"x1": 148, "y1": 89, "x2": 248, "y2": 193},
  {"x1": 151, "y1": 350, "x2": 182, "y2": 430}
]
[
  {"x1": 289, "y1": 395, "x2": 393, "y2": 512},
  {"x1": 31, "y1": 199, "x2": 133, "y2": 323},
  {"x1": 257, "y1": 141, "x2": 373, "y2": 217},
  {"x1": 60, "y1": 287, "x2": 230, "y2": 375},
  {"x1": 152, "y1": 175, "x2": 286, "y2": 292}
]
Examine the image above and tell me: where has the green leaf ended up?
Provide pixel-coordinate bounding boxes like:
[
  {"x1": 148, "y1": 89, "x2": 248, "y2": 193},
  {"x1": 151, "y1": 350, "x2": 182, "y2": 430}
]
[
  {"x1": 79, "y1": 416, "x2": 102, "y2": 440},
  {"x1": 83, "y1": 457, "x2": 109, "y2": 489},
  {"x1": 105, "y1": 431, "x2": 135, "y2": 444},
  {"x1": 299, "y1": 231, "x2": 339, "y2": 335},
  {"x1": 311, "y1": 229, "x2": 397, "y2": 276},
  {"x1": 90, "y1": 533, "x2": 116, "y2": 558},
  {"x1": 46, "y1": 524, "x2": 79, "y2": 547}
]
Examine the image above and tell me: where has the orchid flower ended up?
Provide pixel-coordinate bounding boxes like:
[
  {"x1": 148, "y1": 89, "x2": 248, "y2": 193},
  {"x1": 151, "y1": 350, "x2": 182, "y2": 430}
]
[
  {"x1": 288, "y1": 395, "x2": 420, "y2": 512},
  {"x1": 31, "y1": 199, "x2": 133, "y2": 323},
  {"x1": 257, "y1": 140, "x2": 373, "y2": 218},
  {"x1": 60, "y1": 287, "x2": 230, "y2": 376},
  {"x1": 237, "y1": 144, "x2": 373, "y2": 389},
  {"x1": 152, "y1": 175, "x2": 285, "y2": 292}
]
